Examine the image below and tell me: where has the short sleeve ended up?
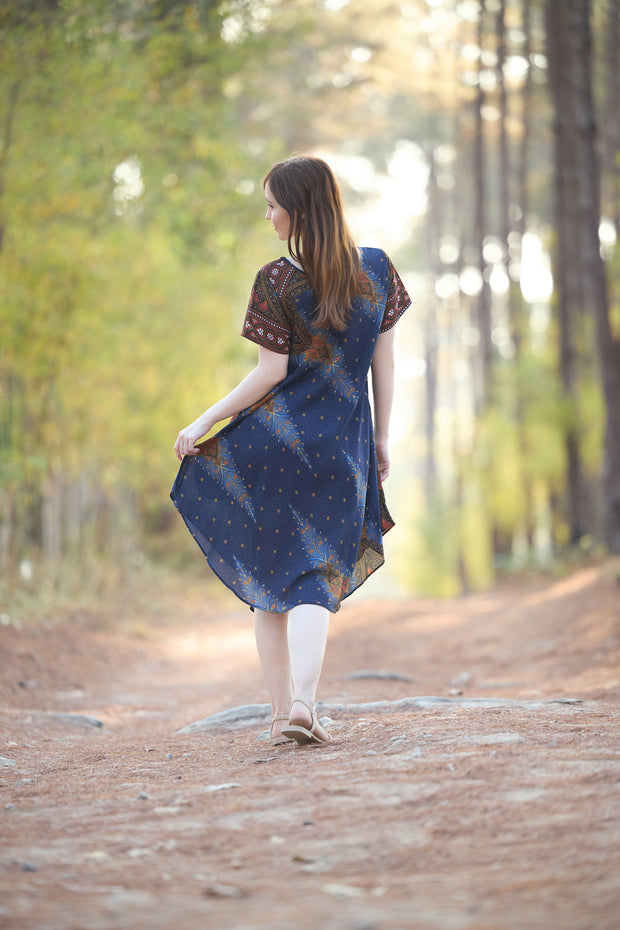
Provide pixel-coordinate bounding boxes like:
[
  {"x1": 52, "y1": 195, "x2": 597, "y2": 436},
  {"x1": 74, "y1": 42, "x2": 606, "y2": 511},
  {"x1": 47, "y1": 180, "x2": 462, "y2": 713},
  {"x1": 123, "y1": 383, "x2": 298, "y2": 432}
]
[
  {"x1": 241, "y1": 268, "x2": 292, "y2": 355},
  {"x1": 380, "y1": 257, "x2": 411, "y2": 333}
]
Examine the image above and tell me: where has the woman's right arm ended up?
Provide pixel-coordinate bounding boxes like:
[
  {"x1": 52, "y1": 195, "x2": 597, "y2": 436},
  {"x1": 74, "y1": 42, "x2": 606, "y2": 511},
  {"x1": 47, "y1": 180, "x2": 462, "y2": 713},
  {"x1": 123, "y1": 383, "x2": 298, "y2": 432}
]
[
  {"x1": 370, "y1": 327, "x2": 395, "y2": 481},
  {"x1": 174, "y1": 346, "x2": 289, "y2": 460}
]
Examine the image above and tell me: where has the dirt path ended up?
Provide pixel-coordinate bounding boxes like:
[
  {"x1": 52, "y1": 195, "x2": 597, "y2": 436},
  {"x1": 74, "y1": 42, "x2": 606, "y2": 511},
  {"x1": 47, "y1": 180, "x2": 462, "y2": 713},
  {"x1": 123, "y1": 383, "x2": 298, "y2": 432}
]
[{"x1": 1, "y1": 564, "x2": 619, "y2": 930}]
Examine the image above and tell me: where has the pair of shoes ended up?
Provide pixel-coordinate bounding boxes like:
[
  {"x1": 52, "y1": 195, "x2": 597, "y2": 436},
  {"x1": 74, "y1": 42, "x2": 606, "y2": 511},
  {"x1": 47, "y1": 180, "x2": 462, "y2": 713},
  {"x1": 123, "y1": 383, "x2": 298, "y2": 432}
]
[
  {"x1": 281, "y1": 699, "x2": 331, "y2": 746},
  {"x1": 270, "y1": 714, "x2": 293, "y2": 747}
]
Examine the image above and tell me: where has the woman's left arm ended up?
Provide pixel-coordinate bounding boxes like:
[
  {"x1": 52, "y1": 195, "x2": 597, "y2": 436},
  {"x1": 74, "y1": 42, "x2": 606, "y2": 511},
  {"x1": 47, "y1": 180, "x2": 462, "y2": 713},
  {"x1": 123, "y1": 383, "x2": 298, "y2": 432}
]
[
  {"x1": 174, "y1": 346, "x2": 289, "y2": 460},
  {"x1": 370, "y1": 327, "x2": 395, "y2": 481}
]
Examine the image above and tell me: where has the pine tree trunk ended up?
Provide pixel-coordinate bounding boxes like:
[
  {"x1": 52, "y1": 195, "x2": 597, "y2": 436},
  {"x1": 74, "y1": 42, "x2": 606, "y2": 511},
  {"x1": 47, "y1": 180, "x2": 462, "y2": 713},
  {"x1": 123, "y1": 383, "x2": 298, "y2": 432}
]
[
  {"x1": 516, "y1": 0, "x2": 532, "y2": 246},
  {"x1": 544, "y1": 0, "x2": 588, "y2": 545},
  {"x1": 545, "y1": 0, "x2": 620, "y2": 552},
  {"x1": 569, "y1": 0, "x2": 620, "y2": 551},
  {"x1": 515, "y1": 0, "x2": 536, "y2": 550},
  {"x1": 474, "y1": 0, "x2": 492, "y2": 411},
  {"x1": 0, "y1": 82, "x2": 20, "y2": 571},
  {"x1": 497, "y1": 0, "x2": 510, "y2": 261},
  {"x1": 603, "y1": 0, "x2": 620, "y2": 232},
  {"x1": 42, "y1": 472, "x2": 62, "y2": 563}
]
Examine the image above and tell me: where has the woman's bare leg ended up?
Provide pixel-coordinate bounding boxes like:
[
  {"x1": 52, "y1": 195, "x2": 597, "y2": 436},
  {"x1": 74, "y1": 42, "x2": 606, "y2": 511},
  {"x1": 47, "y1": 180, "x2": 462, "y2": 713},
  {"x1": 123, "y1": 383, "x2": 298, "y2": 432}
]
[
  {"x1": 287, "y1": 603, "x2": 330, "y2": 728},
  {"x1": 254, "y1": 609, "x2": 292, "y2": 738}
]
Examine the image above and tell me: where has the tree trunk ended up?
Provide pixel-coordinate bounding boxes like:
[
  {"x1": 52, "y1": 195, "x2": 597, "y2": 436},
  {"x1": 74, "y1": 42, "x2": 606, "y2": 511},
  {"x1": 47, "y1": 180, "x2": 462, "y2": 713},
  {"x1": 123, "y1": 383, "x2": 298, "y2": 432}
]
[
  {"x1": 41, "y1": 472, "x2": 62, "y2": 563},
  {"x1": 602, "y1": 0, "x2": 620, "y2": 233},
  {"x1": 0, "y1": 82, "x2": 20, "y2": 570},
  {"x1": 544, "y1": 0, "x2": 589, "y2": 546},
  {"x1": 515, "y1": 0, "x2": 536, "y2": 550},
  {"x1": 545, "y1": 0, "x2": 620, "y2": 552},
  {"x1": 497, "y1": 0, "x2": 510, "y2": 262},
  {"x1": 474, "y1": 1, "x2": 493, "y2": 411},
  {"x1": 516, "y1": 0, "x2": 532, "y2": 246},
  {"x1": 569, "y1": 0, "x2": 620, "y2": 551}
]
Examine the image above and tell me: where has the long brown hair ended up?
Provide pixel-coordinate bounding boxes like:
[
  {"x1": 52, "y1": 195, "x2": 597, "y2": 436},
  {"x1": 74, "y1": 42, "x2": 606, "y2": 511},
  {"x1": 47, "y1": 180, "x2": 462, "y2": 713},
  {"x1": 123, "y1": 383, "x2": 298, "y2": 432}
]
[{"x1": 264, "y1": 155, "x2": 362, "y2": 331}]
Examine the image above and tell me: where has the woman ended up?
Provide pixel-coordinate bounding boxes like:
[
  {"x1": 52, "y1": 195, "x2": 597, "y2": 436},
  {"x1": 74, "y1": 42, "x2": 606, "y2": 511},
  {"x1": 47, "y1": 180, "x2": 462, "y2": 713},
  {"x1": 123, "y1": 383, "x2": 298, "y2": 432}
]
[{"x1": 171, "y1": 155, "x2": 410, "y2": 747}]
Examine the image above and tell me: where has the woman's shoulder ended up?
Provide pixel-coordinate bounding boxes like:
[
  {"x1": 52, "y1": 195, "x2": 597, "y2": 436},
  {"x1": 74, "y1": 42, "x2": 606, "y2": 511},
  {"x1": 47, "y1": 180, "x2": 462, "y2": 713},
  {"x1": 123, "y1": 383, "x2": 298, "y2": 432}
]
[
  {"x1": 256, "y1": 256, "x2": 302, "y2": 275},
  {"x1": 250, "y1": 257, "x2": 305, "y2": 305},
  {"x1": 253, "y1": 256, "x2": 304, "y2": 286},
  {"x1": 359, "y1": 246, "x2": 391, "y2": 267},
  {"x1": 360, "y1": 246, "x2": 398, "y2": 281}
]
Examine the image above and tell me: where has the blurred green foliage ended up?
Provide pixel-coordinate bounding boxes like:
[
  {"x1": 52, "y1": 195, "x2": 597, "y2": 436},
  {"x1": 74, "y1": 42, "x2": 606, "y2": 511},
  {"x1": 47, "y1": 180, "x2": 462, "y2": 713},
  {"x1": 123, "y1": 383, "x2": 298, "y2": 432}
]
[{"x1": 0, "y1": 0, "x2": 617, "y2": 612}]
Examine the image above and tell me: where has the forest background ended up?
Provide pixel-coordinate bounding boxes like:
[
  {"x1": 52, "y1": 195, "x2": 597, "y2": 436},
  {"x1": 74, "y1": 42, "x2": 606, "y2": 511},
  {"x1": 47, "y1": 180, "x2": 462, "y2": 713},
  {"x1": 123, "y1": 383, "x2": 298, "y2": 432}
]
[{"x1": 1, "y1": 0, "x2": 619, "y2": 620}]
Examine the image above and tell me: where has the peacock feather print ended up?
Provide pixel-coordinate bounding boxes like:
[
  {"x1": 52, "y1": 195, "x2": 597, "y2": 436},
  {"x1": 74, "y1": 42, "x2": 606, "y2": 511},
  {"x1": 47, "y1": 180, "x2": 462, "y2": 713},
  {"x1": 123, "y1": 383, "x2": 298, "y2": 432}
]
[
  {"x1": 254, "y1": 395, "x2": 312, "y2": 467},
  {"x1": 234, "y1": 558, "x2": 283, "y2": 612},
  {"x1": 343, "y1": 451, "x2": 367, "y2": 505},
  {"x1": 293, "y1": 331, "x2": 357, "y2": 403},
  {"x1": 197, "y1": 437, "x2": 256, "y2": 520},
  {"x1": 359, "y1": 266, "x2": 385, "y2": 321},
  {"x1": 291, "y1": 508, "x2": 350, "y2": 603},
  {"x1": 363, "y1": 511, "x2": 383, "y2": 547}
]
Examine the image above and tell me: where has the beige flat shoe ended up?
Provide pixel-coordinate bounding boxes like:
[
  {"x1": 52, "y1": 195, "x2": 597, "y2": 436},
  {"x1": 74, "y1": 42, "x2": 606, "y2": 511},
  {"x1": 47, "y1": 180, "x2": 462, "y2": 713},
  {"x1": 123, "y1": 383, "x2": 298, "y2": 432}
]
[
  {"x1": 281, "y1": 699, "x2": 331, "y2": 746},
  {"x1": 270, "y1": 714, "x2": 294, "y2": 746}
]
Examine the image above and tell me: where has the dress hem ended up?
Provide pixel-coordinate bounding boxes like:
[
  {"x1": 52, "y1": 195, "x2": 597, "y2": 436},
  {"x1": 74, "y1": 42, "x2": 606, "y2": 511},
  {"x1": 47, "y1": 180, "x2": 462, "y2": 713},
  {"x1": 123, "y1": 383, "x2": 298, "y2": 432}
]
[{"x1": 170, "y1": 491, "x2": 392, "y2": 615}]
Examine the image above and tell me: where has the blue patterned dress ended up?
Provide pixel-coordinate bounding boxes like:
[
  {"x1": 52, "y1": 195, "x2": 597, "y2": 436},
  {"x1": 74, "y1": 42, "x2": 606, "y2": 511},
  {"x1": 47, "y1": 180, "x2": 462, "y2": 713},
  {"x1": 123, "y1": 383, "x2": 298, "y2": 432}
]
[{"x1": 171, "y1": 247, "x2": 410, "y2": 613}]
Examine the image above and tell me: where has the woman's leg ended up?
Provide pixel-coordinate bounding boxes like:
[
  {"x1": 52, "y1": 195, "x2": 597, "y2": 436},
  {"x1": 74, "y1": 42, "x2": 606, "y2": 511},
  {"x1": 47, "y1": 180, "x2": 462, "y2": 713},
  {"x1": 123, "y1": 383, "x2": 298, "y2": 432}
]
[
  {"x1": 254, "y1": 609, "x2": 292, "y2": 736},
  {"x1": 287, "y1": 603, "x2": 330, "y2": 727}
]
